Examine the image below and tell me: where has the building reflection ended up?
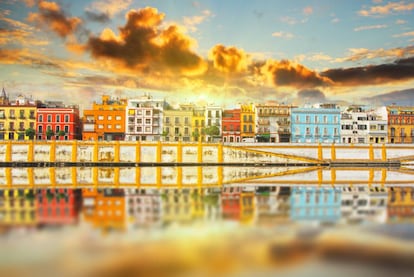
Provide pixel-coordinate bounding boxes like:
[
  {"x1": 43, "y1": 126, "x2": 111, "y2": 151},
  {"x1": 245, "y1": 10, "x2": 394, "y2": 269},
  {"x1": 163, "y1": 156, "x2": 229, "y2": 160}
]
[{"x1": 0, "y1": 185, "x2": 413, "y2": 232}]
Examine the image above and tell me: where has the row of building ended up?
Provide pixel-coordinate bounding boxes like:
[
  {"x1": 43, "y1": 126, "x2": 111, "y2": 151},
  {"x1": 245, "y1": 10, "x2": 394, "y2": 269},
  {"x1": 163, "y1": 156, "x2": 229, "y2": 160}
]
[
  {"x1": 1, "y1": 89, "x2": 413, "y2": 144},
  {"x1": 0, "y1": 186, "x2": 413, "y2": 231}
]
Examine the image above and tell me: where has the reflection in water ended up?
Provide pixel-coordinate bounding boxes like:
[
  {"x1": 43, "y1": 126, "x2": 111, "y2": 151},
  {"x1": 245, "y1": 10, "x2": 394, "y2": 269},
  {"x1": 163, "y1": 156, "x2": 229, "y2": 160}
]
[{"x1": 1, "y1": 175, "x2": 414, "y2": 276}]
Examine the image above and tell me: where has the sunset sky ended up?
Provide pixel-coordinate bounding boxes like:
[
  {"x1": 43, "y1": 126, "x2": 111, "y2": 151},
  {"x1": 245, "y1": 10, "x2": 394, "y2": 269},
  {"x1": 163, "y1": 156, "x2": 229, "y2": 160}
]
[{"x1": 1, "y1": 0, "x2": 414, "y2": 111}]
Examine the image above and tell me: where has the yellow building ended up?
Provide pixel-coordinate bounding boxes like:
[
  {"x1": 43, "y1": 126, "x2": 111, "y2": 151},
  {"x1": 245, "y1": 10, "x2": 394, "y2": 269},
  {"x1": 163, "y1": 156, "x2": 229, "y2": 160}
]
[
  {"x1": 162, "y1": 189, "x2": 193, "y2": 224},
  {"x1": 82, "y1": 95, "x2": 127, "y2": 141},
  {"x1": 240, "y1": 103, "x2": 255, "y2": 140},
  {"x1": 0, "y1": 91, "x2": 38, "y2": 141},
  {"x1": 388, "y1": 187, "x2": 414, "y2": 222},
  {"x1": 387, "y1": 106, "x2": 414, "y2": 144},
  {"x1": 163, "y1": 106, "x2": 193, "y2": 142},
  {"x1": 192, "y1": 107, "x2": 205, "y2": 142},
  {"x1": 0, "y1": 189, "x2": 37, "y2": 227},
  {"x1": 240, "y1": 191, "x2": 256, "y2": 224}
]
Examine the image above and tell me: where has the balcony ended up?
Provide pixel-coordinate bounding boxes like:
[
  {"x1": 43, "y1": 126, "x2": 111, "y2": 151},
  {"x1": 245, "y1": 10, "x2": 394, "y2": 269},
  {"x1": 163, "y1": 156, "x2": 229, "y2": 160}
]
[
  {"x1": 29, "y1": 115, "x2": 35, "y2": 120},
  {"x1": 18, "y1": 128, "x2": 25, "y2": 131},
  {"x1": 9, "y1": 115, "x2": 15, "y2": 119},
  {"x1": 0, "y1": 115, "x2": 6, "y2": 119},
  {"x1": 19, "y1": 116, "x2": 26, "y2": 119}
]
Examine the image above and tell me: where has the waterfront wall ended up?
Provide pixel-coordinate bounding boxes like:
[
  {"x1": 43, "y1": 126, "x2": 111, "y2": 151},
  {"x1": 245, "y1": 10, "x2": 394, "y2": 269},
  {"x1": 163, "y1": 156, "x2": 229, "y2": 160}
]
[{"x1": 2, "y1": 141, "x2": 414, "y2": 164}]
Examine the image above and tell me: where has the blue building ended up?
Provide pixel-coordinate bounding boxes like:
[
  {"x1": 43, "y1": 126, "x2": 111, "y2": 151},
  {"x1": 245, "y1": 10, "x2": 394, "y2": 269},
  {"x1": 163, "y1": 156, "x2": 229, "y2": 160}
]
[
  {"x1": 290, "y1": 187, "x2": 342, "y2": 223},
  {"x1": 291, "y1": 104, "x2": 341, "y2": 143}
]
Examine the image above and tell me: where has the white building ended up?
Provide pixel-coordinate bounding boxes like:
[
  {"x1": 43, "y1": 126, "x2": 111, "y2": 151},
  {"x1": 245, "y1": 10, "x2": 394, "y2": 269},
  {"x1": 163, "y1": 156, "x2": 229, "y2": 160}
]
[
  {"x1": 125, "y1": 189, "x2": 162, "y2": 228},
  {"x1": 125, "y1": 95, "x2": 165, "y2": 141},
  {"x1": 340, "y1": 186, "x2": 388, "y2": 224},
  {"x1": 205, "y1": 105, "x2": 222, "y2": 142},
  {"x1": 340, "y1": 106, "x2": 387, "y2": 144}
]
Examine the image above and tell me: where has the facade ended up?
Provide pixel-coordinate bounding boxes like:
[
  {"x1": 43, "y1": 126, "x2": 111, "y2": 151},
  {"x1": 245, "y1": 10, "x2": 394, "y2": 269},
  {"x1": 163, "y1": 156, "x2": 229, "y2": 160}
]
[
  {"x1": 93, "y1": 189, "x2": 126, "y2": 231},
  {"x1": 162, "y1": 189, "x2": 193, "y2": 224},
  {"x1": 125, "y1": 95, "x2": 165, "y2": 141},
  {"x1": 163, "y1": 107, "x2": 193, "y2": 142},
  {"x1": 0, "y1": 92, "x2": 38, "y2": 141},
  {"x1": 341, "y1": 186, "x2": 387, "y2": 224},
  {"x1": 388, "y1": 187, "x2": 414, "y2": 222},
  {"x1": 37, "y1": 102, "x2": 81, "y2": 140},
  {"x1": 0, "y1": 189, "x2": 36, "y2": 227},
  {"x1": 222, "y1": 108, "x2": 241, "y2": 143},
  {"x1": 290, "y1": 187, "x2": 342, "y2": 223},
  {"x1": 192, "y1": 106, "x2": 205, "y2": 142},
  {"x1": 37, "y1": 188, "x2": 82, "y2": 225},
  {"x1": 240, "y1": 104, "x2": 255, "y2": 141},
  {"x1": 255, "y1": 102, "x2": 294, "y2": 143},
  {"x1": 125, "y1": 189, "x2": 162, "y2": 228},
  {"x1": 82, "y1": 95, "x2": 127, "y2": 141},
  {"x1": 255, "y1": 187, "x2": 291, "y2": 226},
  {"x1": 340, "y1": 106, "x2": 387, "y2": 144},
  {"x1": 387, "y1": 106, "x2": 414, "y2": 144},
  {"x1": 221, "y1": 187, "x2": 242, "y2": 220},
  {"x1": 204, "y1": 105, "x2": 222, "y2": 142},
  {"x1": 291, "y1": 104, "x2": 341, "y2": 143}
]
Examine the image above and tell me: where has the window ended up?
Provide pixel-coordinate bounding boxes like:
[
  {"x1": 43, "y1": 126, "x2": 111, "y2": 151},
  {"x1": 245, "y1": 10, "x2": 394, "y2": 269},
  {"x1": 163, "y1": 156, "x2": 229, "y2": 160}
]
[
  {"x1": 137, "y1": 118, "x2": 142, "y2": 124},
  {"x1": 115, "y1": 124, "x2": 121, "y2": 129},
  {"x1": 98, "y1": 115, "x2": 104, "y2": 120},
  {"x1": 334, "y1": 116, "x2": 338, "y2": 123},
  {"x1": 47, "y1": 115, "x2": 52, "y2": 122},
  {"x1": 115, "y1": 115, "x2": 121, "y2": 120},
  {"x1": 98, "y1": 124, "x2": 104, "y2": 129},
  {"x1": 64, "y1": 115, "x2": 69, "y2": 122},
  {"x1": 137, "y1": 127, "x2": 142, "y2": 132},
  {"x1": 323, "y1": 116, "x2": 327, "y2": 123},
  {"x1": 107, "y1": 124, "x2": 112, "y2": 129},
  {"x1": 107, "y1": 115, "x2": 112, "y2": 120},
  {"x1": 166, "y1": 117, "x2": 170, "y2": 124},
  {"x1": 145, "y1": 126, "x2": 151, "y2": 132},
  {"x1": 175, "y1": 117, "x2": 179, "y2": 124},
  {"x1": 38, "y1": 126, "x2": 43, "y2": 134},
  {"x1": 315, "y1": 116, "x2": 318, "y2": 123},
  {"x1": 295, "y1": 115, "x2": 299, "y2": 123},
  {"x1": 306, "y1": 116, "x2": 310, "y2": 123},
  {"x1": 184, "y1": 117, "x2": 189, "y2": 125},
  {"x1": 145, "y1": 118, "x2": 151, "y2": 124},
  {"x1": 56, "y1": 115, "x2": 60, "y2": 122},
  {"x1": 56, "y1": 125, "x2": 60, "y2": 132},
  {"x1": 64, "y1": 126, "x2": 69, "y2": 133}
]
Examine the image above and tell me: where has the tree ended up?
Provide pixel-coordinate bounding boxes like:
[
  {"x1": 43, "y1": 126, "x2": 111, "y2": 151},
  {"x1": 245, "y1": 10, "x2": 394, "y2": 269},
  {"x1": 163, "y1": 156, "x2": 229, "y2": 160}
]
[
  {"x1": 25, "y1": 127, "x2": 35, "y2": 140},
  {"x1": 205, "y1": 125, "x2": 220, "y2": 137},
  {"x1": 46, "y1": 128, "x2": 54, "y2": 140},
  {"x1": 192, "y1": 129, "x2": 200, "y2": 141},
  {"x1": 58, "y1": 130, "x2": 66, "y2": 138}
]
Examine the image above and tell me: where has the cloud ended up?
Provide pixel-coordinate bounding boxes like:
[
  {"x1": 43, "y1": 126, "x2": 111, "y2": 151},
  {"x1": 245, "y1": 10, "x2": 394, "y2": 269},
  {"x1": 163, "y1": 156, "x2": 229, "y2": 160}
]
[
  {"x1": 303, "y1": 6, "x2": 313, "y2": 15},
  {"x1": 280, "y1": 16, "x2": 298, "y2": 25},
  {"x1": 86, "y1": 0, "x2": 132, "y2": 18},
  {"x1": 182, "y1": 10, "x2": 212, "y2": 32},
  {"x1": 331, "y1": 18, "x2": 340, "y2": 23},
  {"x1": 272, "y1": 31, "x2": 294, "y2": 39},
  {"x1": 85, "y1": 11, "x2": 111, "y2": 23},
  {"x1": 27, "y1": 1, "x2": 82, "y2": 38},
  {"x1": 336, "y1": 46, "x2": 414, "y2": 62},
  {"x1": 393, "y1": 31, "x2": 414, "y2": 38},
  {"x1": 395, "y1": 19, "x2": 407, "y2": 24},
  {"x1": 209, "y1": 45, "x2": 249, "y2": 73},
  {"x1": 86, "y1": 7, "x2": 207, "y2": 76},
  {"x1": 362, "y1": 88, "x2": 414, "y2": 105},
  {"x1": 297, "y1": 89, "x2": 326, "y2": 104},
  {"x1": 354, "y1": 24, "x2": 387, "y2": 31},
  {"x1": 358, "y1": 1, "x2": 414, "y2": 17},
  {"x1": 322, "y1": 56, "x2": 414, "y2": 86},
  {"x1": 262, "y1": 59, "x2": 333, "y2": 88}
]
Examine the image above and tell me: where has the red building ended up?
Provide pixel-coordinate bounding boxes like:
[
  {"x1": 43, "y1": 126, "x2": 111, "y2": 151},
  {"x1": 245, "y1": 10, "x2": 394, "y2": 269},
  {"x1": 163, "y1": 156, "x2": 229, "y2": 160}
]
[
  {"x1": 222, "y1": 109, "x2": 241, "y2": 143},
  {"x1": 221, "y1": 187, "x2": 242, "y2": 220},
  {"x1": 37, "y1": 188, "x2": 82, "y2": 225},
  {"x1": 36, "y1": 102, "x2": 81, "y2": 140}
]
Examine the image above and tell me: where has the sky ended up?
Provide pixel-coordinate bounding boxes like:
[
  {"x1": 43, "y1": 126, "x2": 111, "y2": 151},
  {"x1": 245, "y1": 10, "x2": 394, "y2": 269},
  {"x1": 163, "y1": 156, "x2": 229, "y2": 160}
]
[{"x1": 1, "y1": 0, "x2": 414, "y2": 111}]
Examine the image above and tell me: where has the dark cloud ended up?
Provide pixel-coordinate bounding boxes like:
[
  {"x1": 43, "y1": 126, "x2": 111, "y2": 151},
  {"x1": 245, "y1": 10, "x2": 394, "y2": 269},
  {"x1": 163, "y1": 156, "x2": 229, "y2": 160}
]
[
  {"x1": 86, "y1": 7, "x2": 206, "y2": 75},
  {"x1": 264, "y1": 60, "x2": 332, "y2": 88},
  {"x1": 85, "y1": 11, "x2": 110, "y2": 23},
  {"x1": 27, "y1": 1, "x2": 82, "y2": 38},
  {"x1": 362, "y1": 88, "x2": 414, "y2": 106},
  {"x1": 297, "y1": 89, "x2": 326, "y2": 104},
  {"x1": 321, "y1": 56, "x2": 414, "y2": 86}
]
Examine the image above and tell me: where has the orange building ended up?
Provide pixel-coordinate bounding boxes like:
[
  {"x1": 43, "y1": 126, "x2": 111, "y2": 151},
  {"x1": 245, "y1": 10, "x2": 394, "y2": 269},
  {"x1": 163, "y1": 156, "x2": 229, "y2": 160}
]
[
  {"x1": 82, "y1": 95, "x2": 127, "y2": 141},
  {"x1": 387, "y1": 106, "x2": 414, "y2": 143},
  {"x1": 388, "y1": 187, "x2": 414, "y2": 222},
  {"x1": 91, "y1": 189, "x2": 126, "y2": 232}
]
